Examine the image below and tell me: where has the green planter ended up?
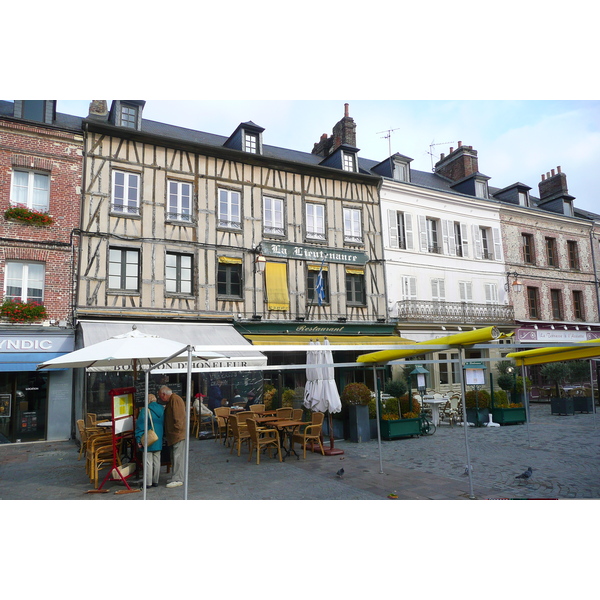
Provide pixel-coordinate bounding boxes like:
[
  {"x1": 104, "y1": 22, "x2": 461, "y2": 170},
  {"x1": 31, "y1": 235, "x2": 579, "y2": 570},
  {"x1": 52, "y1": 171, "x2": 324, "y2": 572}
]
[
  {"x1": 466, "y1": 407, "x2": 490, "y2": 427},
  {"x1": 491, "y1": 407, "x2": 527, "y2": 425},
  {"x1": 550, "y1": 397, "x2": 574, "y2": 416},
  {"x1": 573, "y1": 396, "x2": 593, "y2": 413},
  {"x1": 380, "y1": 418, "x2": 421, "y2": 440}
]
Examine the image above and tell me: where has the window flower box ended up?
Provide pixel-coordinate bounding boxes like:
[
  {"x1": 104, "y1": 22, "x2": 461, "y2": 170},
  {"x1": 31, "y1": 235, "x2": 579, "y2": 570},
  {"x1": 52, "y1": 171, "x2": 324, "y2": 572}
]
[
  {"x1": 4, "y1": 204, "x2": 54, "y2": 226},
  {"x1": 0, "y1": 299, "x2": 47, "y2": 323}
]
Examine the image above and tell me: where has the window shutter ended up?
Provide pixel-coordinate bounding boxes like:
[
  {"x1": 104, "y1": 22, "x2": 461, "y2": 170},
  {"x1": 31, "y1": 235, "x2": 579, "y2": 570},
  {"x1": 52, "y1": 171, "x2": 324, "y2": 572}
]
[
  {"x1": 459, "y1": 281, "x2": 473, "y2": 302},
  {"x1": 405, "y1": 213, "x2": 414, "y2": 250},
  {"x1": 460, "y1": 223, "x2": 469, "y2": 258},
  {"x1": 388, "y1": 209, "x2": 398, "y2": 248},
  {"x1": 418, "y1": 215, "x2": 428, "y2": 252},
  {"x1": 472, "y1": 225, "x2": 482, "y2": 259},
  {"x1": 492, "y1": 228, "x2": 502, "y2": 261},
  {"x1": 402, "y1": 276, "x2": 417, "y2": 300}
]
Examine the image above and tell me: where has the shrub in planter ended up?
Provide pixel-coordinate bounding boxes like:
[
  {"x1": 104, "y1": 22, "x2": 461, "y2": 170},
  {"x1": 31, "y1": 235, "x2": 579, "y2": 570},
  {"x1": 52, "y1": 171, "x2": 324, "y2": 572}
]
[
  {"x1": 1, "y1": 299, "x2": 47, "y2": 323},
  {"x1": 383, "y1": 394, "x2": 421, "y2": 417},
  {"x1": 341, "y1": 382, "x2": 372, "y2": 406},
  {"x1": 262, "y1": 384, "x2": 276, "y2": 409},
  {"x1": 281, "y1": 387, "x2": 295, "y2": 407},
  {"x1": 540, "y1": 362, "x2": 570, "y2": 398},
  {"x1": 384, "y1": 378, "x2": 408, "y2": 399},
  {"x1": 464, "y1": 389, "x2": 491, "y2": 408},
  {"x1": 494, "y1": 390, "x2": 509, "y2": 407}
]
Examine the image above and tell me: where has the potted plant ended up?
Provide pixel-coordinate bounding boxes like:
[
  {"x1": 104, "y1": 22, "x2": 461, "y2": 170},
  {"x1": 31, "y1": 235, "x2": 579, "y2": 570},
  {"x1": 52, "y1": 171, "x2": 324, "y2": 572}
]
[
  {"x1": 464, "y1": 389, "x2": 491, "y2": 426},
  {"x1": 379, "y1": 394, "x2": 422, "y2": 439},
  {"x1": 492, "y1": 364, "x2": 526, "y2": 425},
  {"x1": 341, "y1": 383, "x2": 371, "y2": 442},
  {"x1": 4, "y1": 204, "x2": 54, "y2": 226},
  {"x1": 566, "y1": 360, "x2": 593, "y2": 413},
  {"x1": 1, "y1": 299, "x2": 47, "y2": 323},
  {"x1": 541, "y1": 362, "x2": 574, "y2": 415}
]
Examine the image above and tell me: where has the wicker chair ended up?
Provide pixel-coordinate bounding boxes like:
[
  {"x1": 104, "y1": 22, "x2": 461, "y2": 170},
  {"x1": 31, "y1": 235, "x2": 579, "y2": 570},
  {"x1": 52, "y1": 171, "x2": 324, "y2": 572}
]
[
  {"x1": 249, "y1": 403, "x2": 265, "y2": 413},
  {"x1": 246, "y1": 419, "x2": 282, "y2": 465},
  {"x1": 229, "y1": 414, "x2": 251, "y2": 457},
  {"x1": 276, "y1": 407, "x2": 293, "y2": 419},
  {"x1": 292, "y1": 408, "x2": 303, "y2": 421},
  {"x1": 214, "y1": 407, "x2": 230, "y2": 443},
  {"x1": 291, "y1": 412, "x2": 325, "y2": 459}
]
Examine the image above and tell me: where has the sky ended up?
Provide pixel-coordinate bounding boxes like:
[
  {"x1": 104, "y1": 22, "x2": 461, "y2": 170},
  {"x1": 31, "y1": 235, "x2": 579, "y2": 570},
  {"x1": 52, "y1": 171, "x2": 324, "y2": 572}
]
[{"x1": 57, "y1": 99, "x2": 599, "y2": 213}]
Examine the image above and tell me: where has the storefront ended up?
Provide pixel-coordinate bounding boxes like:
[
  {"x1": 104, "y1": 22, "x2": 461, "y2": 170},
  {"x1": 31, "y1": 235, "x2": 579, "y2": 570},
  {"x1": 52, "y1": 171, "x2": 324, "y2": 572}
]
[{"x1": 0, "y1": 328, "x2": 74, "y2": 443}]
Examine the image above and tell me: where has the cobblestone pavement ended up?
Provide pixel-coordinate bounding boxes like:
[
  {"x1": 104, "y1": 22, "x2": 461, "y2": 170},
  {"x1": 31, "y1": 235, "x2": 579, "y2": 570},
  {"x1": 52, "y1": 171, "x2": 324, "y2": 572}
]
[{"x1": 1, "y1": 403, "x2": 598, "y2": 500}]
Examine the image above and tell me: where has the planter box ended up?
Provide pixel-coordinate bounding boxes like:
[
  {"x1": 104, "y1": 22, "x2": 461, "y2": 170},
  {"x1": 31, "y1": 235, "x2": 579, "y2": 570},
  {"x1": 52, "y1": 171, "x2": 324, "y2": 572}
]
[
  {"x1": 380, "y1": 418, "x2": 421, "y2": 440},
  {"x1": 348, "y1": 404, "x2": 371, "y2": 443},
  {"x1": 466, "y1": 407, "x2": 490, "y2": 427},
  {"x1": 322, "y1": 418, "x2": 345, "y2": 439},
  {"x1": 573, "y1": 396, "x2": 593, "y2": 413},
  {"x1": 550, "y1": 397, "x2": 574, "y2": 416},
  {"x1": 492, "y1": 407, "x2": 527, "y2": 425}
]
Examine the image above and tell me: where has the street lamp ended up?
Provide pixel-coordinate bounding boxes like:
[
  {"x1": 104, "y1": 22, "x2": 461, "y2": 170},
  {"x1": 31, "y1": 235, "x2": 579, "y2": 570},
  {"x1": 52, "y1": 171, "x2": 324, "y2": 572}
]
[
  {"x1": 505, "y1": 271, "x2": 523, "y2": 293},
  {"x1": 255, "y1": 253, "x2": 266, "y2": 273},
  {"x1": 409, "y1": 365, "x2": 429, "y2": 413}
]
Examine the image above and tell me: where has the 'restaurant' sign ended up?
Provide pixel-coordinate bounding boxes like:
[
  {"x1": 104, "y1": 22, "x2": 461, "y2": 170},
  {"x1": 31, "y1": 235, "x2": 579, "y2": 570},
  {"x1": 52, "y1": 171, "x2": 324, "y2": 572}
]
[{"x1": 260, "y1": 241, "x2": 368, "y2": 266}]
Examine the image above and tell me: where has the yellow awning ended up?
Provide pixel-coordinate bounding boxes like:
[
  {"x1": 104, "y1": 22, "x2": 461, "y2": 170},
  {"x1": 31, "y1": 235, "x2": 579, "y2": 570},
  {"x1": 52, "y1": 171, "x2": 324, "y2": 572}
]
[
  {"x1": 265, "y1": 262, "x2": 289, "y2": 311},
  {"x1": 244, "y1": 334, "x2": 415, "y2": 346},
  {"x1": 507, "y1": 340, "x2": 600, "y2": 366},
  {"x1": 357, "y1": 326, "x2": 502, "y2": 363},
  {"x1": 218, "y1": 256, "x2": 243, "y2": 264}
]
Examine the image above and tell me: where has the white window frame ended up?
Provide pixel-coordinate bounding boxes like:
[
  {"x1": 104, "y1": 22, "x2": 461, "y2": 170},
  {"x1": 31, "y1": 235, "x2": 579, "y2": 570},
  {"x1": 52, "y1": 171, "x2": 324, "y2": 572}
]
[
  {"x1": 306, "y1": 203, "x2": 325, "y2": 240},
  {"x1": 343, "y1": 207, "x2": 362, "y2": 243},
  {"x1": 393, "y1": 161, "x2": 409, "y2": 182},
  {"x1": 389, "y1": 210, "x2": 408, "y2": 250},
  {"x1": 4, "y1": 261, "x2": 45, "y2": 303},
  {"x1": 459, "y1": 281, "x2": 473, "y2": 303},
  {"x1": 484, "y1": 283, "x2": 499, "y2": 304},
  {"x1": 244, "y1": 132, "x2": 258, "y2": 153},
  {"x1": 10, "y1": 169, "x2": 50, "y2": 212},
  {"x1": 218, "y1": 188, "x2": 241, "y2": 229},
  {"x1": 165, "y1": 252, "x2": 193, "y2": 295},
  {"x1": 431, "y1": 278, "x2": 446, "y2": 302},
  {"x1": 518, "y1": 191, "x2": 529, "y2": 207},
  {"x1": 167, "y1": 180, "x2": 193, "y2": 222},
  {"x1": 263, "y1": 196, "x2": 285, "y2": 235},
  {"x1": 342, "y1": 151, "x2": 356, "y2": 172},
  {"x1": 426, "y1": 218, "x2": 441, "y2": 253},
  {"x1": 112, "y1": 170, "x2": 140, "y2": 215},
  {"x1": 108, "y1": 247, "x2": 140, "y2": 291},
  {"x1": 475, "y1": 180, "x2": 488, "y2": 199}
]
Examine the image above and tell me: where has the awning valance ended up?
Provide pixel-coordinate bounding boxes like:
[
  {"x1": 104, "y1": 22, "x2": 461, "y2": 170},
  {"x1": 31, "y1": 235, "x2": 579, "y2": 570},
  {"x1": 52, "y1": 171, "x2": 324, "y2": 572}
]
[{"x1": 243, "y1": 334, "x2": 414, "y2": 346}]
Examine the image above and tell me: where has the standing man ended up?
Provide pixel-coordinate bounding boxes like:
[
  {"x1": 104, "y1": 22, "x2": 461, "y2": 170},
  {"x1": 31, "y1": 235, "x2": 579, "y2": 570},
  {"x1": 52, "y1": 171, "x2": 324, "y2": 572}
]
[{"x1": 158, "y1": 385, "x2": 186, "y2": 488}]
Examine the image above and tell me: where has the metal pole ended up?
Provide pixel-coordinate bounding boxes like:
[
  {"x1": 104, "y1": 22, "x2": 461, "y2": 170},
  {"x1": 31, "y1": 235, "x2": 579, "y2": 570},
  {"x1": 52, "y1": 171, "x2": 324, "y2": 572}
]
[
  {"x1": 372, "y1": 365, "x2": 384, "y2": 474},
  {"x1": 521, "y1": 363, "x2": 532, "y2": 447},
  {"x1": 143, "y1": 369, "x2": 149, "y2": 500},
  {"x1": 590, "y1": 359, "x2": 597, "y2": 430},
  {"x1": 458, "y1": 348, "x2": 475, "y2": 499},
  {"x1": 183, "y1": 346, "x2": 192, "y2": 500}
]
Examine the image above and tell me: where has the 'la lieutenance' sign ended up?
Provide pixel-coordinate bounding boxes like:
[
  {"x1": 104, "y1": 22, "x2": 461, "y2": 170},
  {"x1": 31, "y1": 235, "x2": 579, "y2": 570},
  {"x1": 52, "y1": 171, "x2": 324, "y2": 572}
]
[{"x1": 260, "y1": 242, "x2": 368, "y2": 265}]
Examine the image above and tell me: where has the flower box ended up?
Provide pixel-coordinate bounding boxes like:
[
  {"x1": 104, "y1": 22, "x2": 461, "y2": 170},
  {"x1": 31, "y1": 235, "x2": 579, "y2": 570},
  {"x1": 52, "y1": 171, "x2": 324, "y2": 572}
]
[
  {"x1": 491, "y1": 407, "x2": 527, "y2": 425},
  {"x1": 572, "y1": 396, "x2": 593, "y2": 413},
  {"x1": 0, "y1": 299, "x2": 47, "y2": 323},
  {"x1": 379, "y1": 417, "x2": 421, "y2": 440},
  {"x1": 4, "y1": 205, "x2": 54, "y2": 226},
  {"x1": 550, "y1": 397, "x2": 574, "y2": 416}
]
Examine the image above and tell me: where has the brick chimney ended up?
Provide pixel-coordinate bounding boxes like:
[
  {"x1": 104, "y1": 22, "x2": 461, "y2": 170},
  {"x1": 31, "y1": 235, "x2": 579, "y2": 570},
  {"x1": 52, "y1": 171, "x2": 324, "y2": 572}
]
[
  {"x1": 312, "y1": 103, "x2": 357, "y2": 157},
  {"x1": 88, "y1": 100, "x2": 108, "y2": 117},
  {"x1": 538, "y1": 166, "x2": 569, "y2": 201},
  {"x1": 434, "y1": 141, "x2": 479, "y2": 181}
]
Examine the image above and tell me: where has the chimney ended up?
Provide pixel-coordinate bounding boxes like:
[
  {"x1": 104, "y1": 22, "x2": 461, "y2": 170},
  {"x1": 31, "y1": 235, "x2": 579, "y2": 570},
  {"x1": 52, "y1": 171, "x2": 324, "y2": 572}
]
[
  {"x1": 312, "y1": 103, "x2": 357, "y2": 157},
  {"x1": 88, "y1": 100, "x2": 108, "y2": 118},
  {"x1": 434, "y1": 143, "x2": 479, "y2": 181},
  {"x1": 538, "y1": 166, "x2": 569, "y2": 201}
]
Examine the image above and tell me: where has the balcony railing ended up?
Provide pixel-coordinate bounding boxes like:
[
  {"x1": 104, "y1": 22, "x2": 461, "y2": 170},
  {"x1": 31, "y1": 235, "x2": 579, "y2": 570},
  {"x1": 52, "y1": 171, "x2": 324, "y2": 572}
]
[{"x1": 393, "y1": 300, "x2": 515, "y2": 324}]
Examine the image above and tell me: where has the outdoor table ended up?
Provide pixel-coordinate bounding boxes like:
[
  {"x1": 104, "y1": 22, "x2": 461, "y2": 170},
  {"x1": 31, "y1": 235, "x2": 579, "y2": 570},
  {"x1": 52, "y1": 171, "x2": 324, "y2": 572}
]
[
  {"x1": 266, "y1": 419, "x2": 305, "y2": 461},
  {"x1": 422, "y1": 397, "x2": 449, "y2": 426}
]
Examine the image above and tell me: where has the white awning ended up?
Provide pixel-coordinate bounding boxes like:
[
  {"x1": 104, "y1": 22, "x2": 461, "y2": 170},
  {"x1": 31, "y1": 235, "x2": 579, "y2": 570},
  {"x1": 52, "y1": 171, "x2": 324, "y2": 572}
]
[{"x1": 78, "y1": 320, "x2": 267, "y2": 372}]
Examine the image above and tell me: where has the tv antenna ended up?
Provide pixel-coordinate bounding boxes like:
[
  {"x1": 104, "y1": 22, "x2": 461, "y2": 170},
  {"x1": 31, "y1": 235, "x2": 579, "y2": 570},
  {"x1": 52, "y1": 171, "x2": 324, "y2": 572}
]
[
  {"x1": 428, "y1": 140, "x2": 455, "y2": 171},
  {"x1": 377, "y1": 128, "x2": 400, "y2": 157}
]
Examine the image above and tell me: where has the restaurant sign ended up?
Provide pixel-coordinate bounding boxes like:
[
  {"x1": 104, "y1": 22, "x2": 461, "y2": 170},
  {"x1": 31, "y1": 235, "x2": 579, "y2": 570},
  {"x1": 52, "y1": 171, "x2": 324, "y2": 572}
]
[
  {"x1": 260, "y1": 241, "x2": 368, "y2": 266},
  {"x1": 516, "y1": 328, "x2": 600, "y2": 343}
]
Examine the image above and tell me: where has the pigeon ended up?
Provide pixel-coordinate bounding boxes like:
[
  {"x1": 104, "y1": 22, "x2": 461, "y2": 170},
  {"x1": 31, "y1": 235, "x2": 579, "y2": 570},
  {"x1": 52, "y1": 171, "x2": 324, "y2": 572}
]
[
  {"x1": 463, "y1": 464, "x2": 473, "y2": 476},
  {"x1": 515, "y1": 467, "x2": 533, "y2": 481},
  {"x1": 336, "y1": 468, "x2": 344, "y2": 479}
]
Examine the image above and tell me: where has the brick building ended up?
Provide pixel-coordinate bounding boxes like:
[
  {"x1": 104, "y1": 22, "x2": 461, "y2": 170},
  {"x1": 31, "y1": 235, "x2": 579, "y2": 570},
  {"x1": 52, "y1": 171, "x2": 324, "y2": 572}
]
[{"x1": 0, "y1": 100, "x2": 82, "y2": 442}]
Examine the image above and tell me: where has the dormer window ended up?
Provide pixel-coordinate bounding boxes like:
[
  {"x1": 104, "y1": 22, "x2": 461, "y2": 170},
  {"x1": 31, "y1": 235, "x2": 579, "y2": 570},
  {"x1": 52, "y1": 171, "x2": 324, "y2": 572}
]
[
  {"x1": 120, "y1": 104, "x2": 138, "y2": 128},
  {"x1": 475, "y1": 179, "x2": 488, "y2": 199},
  {"x1": 109, "y1": 100, "x2": 145, "y2": 130},
  {"x1": 244, "y1": 132, "x2": 258, "y2": 153},
  {"x1": 563, "y1": 200, "x2": 574, "y2": 216},
  {"x1": 14, "y1": 100, "x2": 55, "y2": 124},
  {"x1": 393, "y1": 161, "x2": 409, "y2": 182},
  {"x1": 342, "y1": 151, "x2": 357, "y2": 172},
  {"x1": 518, "y1": 190, "x2": 529, "y2": 207}
]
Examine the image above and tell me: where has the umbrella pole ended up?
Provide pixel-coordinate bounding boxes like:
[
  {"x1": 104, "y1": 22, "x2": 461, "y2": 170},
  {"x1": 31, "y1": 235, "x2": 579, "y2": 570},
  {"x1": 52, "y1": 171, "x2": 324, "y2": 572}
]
[
  {"x1": 458, "y1": 348, "x2": 475, "y2": 499},
  {"x1": 323, "y1": 411, "x2": 344, "y2": 455},
  {"x1": 143, "y1": 369, "x2": 149, "y2": 500},
  {"x1": 590, "y1": 360, "x2": 597, "y2": 430},
  {"x1": 522, "y1": 364, "x2": 532, "y2": 447},
  {"x1": 183, "y1": 345, "x2": 192, "y2": 500}
]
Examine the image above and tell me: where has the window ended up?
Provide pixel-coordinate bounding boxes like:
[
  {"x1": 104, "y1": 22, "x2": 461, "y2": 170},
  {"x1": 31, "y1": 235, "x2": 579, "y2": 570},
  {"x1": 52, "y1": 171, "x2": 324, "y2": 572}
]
[
  {"x1": 572, "y1": 290, "x2": 585, "y2": 321},
  {"x1": 550, "y1": 289, "x2": 563, "y2": 320},
  {"x1": 563, "y1": 200, "x2": 574, "y2": 216},
  {"x1": 518, "y1": 191, "x2": 529, "y2": 207},
  {"x1": 108, "y1": 248, "x2": 140, "y2": 291},
  {"x1": 431, "y1": 278, "x2": 446, "y2": 302},
  {"x1": 306, "y1": 203, "x2": 325, "y2": 240},
  {"x1": 439, "y1": 352, "x2": 460, "y2": 385},
  {"x1": 218, "y1": 189, "x2": 241, "y2": 229},
  {"x1": 346, "y1": 269, "x2": 366, "y2": 305},
  {"x1": 165, "y1": 253, "x2": 192, "y2": 294},
  {"x1": 567, "y1": 241, "x2": 580, "y2": 270},
  {"x1": 4, "y1": 261, "x2": 44, "y2": 303},
  {"x1": 527, "y1": 287, "x2": 539, "y2": 319},
  {"x1": 475, "y1": 180, "x2": 488, "y2": 199},
  {"x1": 343, "y1": 208, "x2": 362, "y2": 244},
  {"x1": 480, "y1": 227, "x2": 493, "y2": 259},
  {"x1": 244, "y1": 132, "x2": 258, "y2": 153},
  {"x1": 263, "y1": 197, "x2": 284, "y2": 236},
  {"x1": 522, "y1": 233, "x2": 535, "y2": 264},
  {"x1": 439, "y1": 353, "x2": 450, "y2": 385},
  {"x1": 459, "y1": 281, "x2": 473, "y2": 302},
  {"x1": 119, "y1": 104, "x2": 138, "y2": 128},
  {"x1": 112, "y1": 171, "x2": 140, "y2": 215},
  {"x1": 484, "y1": 283, "x2": 499, "y2": 304},
  {"x1": 342, "y1": 151, "x2": 356, "y2": 172},
  {"x1": 454, "y1": 222, "x2": 464, "y2": 256},
  {"x1": 167, "y1": 180, "x2": 192, "y2": 222},
  {"x1": 217, "y1": 261, "x2": 242, "y2": 298},
  {"x1": 426, "y1": 218, "x2": 441, "y2": 253},
  {"x1": 308, "y1": 267, "x2": 329, "y2": 304},
  {"x1": 546, "y1": 237, "x2": 558, "y2": 267},
  {"x1": 393, "y1": 161, "x2": 409, "y2": 182},
  {"x1": 11, "y1": 170, "x2": 50, "y2": 212},
  {"x1": 389, "y1": 210, "x2": 407, "y2": 249}
]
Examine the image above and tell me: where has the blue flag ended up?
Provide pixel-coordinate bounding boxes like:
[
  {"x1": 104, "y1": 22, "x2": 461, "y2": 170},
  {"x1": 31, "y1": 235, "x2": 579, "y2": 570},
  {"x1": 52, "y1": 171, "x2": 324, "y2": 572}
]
[{"x1": 315, "y1": 259, "x2": 325, "y2": 306}]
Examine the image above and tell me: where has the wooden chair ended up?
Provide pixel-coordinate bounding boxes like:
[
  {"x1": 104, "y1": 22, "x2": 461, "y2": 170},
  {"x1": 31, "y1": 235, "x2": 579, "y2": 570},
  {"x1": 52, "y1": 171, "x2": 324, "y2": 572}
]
[
  {"x1": 292, "y1": 408, "x2": 303, "y2": 421},
  {"x1": 86, "y1": 413, "x2": 97, "y2": 428},
  {"x1": 214, "y1": 407, "x2": 230, "y2": 443},
  {"x1": 292, "y1": 412, "x2": 325, "y2": 459},
  {"x1": 249, "y1": 403, "x2": 265, "y2": 413},
  {"x1": 85, "y1": 432, "x2": 115, "y2": 487},
  {"x1": 229, "y1": 415, "x2": 251, "y2": 457},
  {"x1": 246, "y1": 419, "x2": 282, "y2": 465},
  {"x1": 76, "y1": 419, "x2": 91, "y2": 460},
  {"x1": 276, "y1": 407, "x2": 293, "y2": 419},
  {"x1": 191, "y1": 409, "x2": 200, "y2": 438}
]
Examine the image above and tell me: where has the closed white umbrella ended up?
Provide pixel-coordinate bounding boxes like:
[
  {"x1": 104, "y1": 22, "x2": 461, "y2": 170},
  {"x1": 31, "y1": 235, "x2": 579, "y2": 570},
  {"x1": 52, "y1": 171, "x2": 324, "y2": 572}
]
[{"x1": 303, "y1": 340, "x2": 321, "y2": 410}]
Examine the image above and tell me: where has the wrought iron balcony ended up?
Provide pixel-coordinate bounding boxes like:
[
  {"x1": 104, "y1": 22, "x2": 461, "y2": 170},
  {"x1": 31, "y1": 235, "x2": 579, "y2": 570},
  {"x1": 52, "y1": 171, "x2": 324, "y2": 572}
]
[{"x1": 393, "y1": 300, "x2": 515, "y2": 324}]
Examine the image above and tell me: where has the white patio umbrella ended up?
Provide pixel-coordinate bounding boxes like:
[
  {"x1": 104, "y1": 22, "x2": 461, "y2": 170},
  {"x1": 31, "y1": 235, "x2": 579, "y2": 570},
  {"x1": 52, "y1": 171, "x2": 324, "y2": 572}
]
[
  {"x1": 37, "y1": 327, "x2": 225, "y2": 499},
  {"x1": 303, "y1": 340, "x2": 322, "y2": 411}
]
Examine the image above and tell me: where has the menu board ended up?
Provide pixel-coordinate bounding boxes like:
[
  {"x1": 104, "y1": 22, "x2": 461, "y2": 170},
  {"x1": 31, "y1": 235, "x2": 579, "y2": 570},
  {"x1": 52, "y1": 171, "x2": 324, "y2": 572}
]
[{"x1": 109, "y1": 387, "x2": 135, "y2": 434}]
